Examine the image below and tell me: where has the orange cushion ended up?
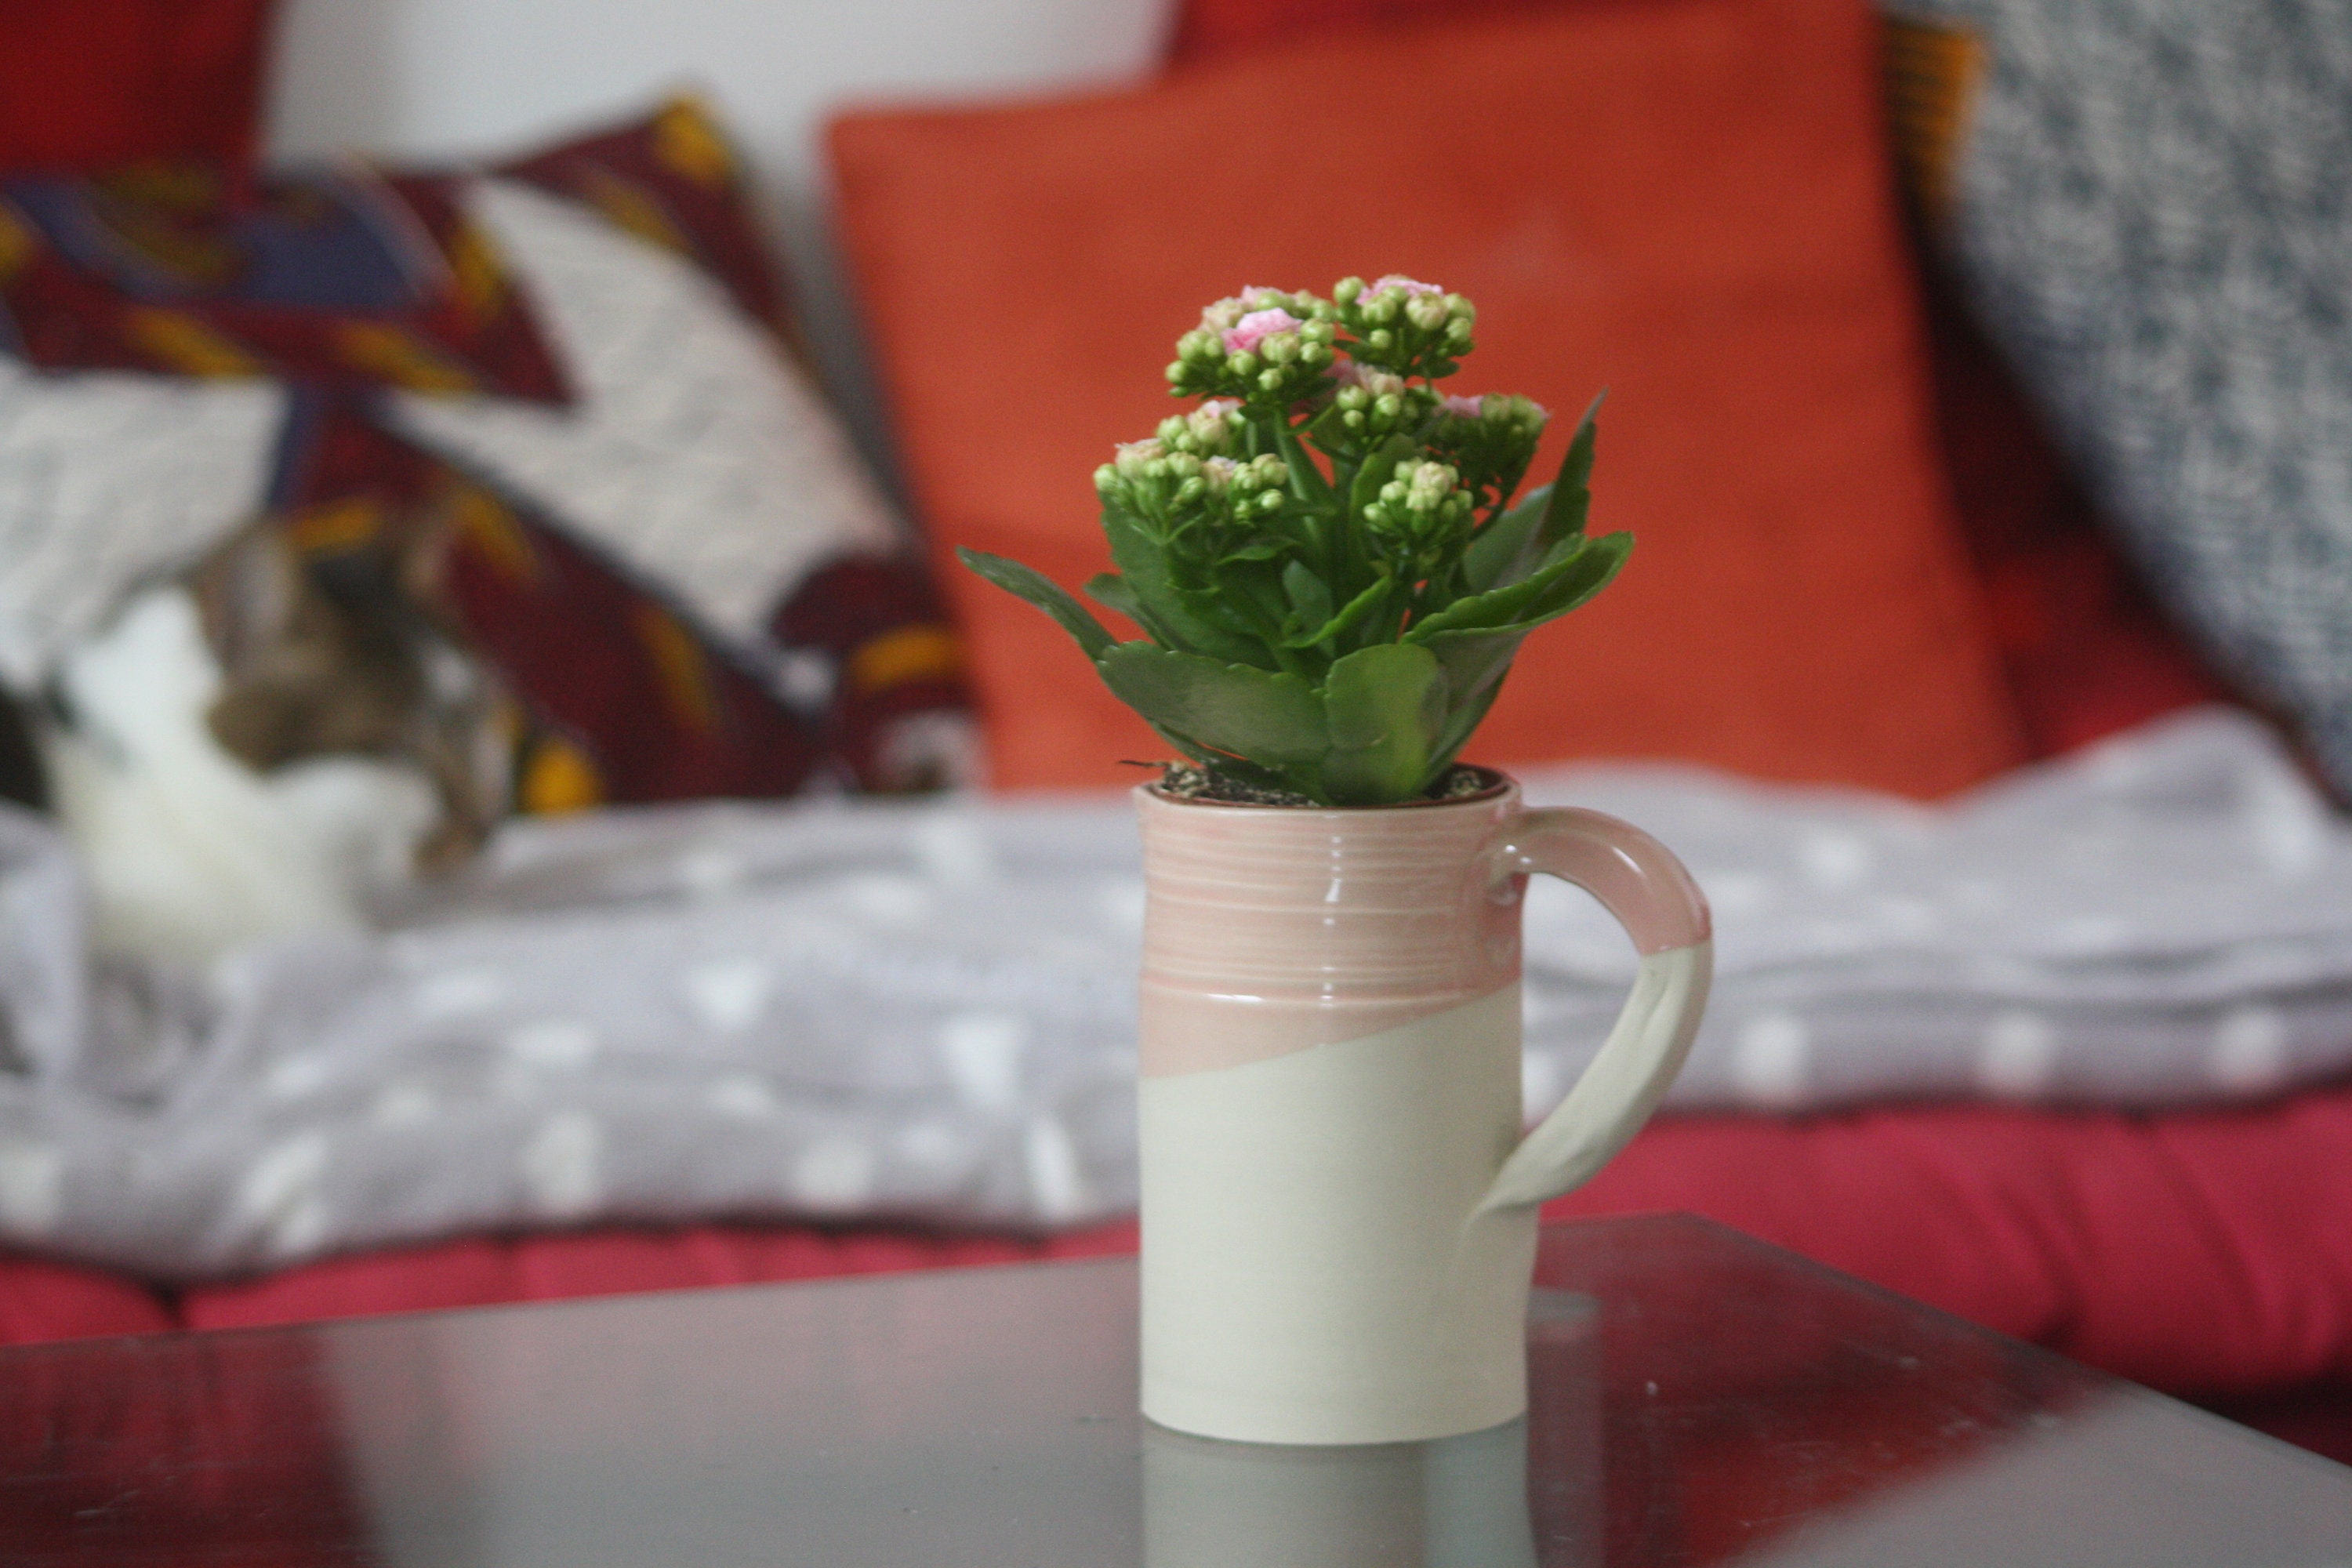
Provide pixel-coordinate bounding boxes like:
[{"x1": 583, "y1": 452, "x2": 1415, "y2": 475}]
[{"x1": 830, "y1": 0, "x2": 2024, "y2": 797}]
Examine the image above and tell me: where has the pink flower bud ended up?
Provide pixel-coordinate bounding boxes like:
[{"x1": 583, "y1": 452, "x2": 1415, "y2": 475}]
[
  {"x1": 1369, "y1": 274, "x2": 1444, "y2": 299},
  {"x1": 1222, "y1": 307, "x2": 1305, "y2": 357},
  {"x1": 1440, "y1": 394, "x2": 1485, "y2": 419}
]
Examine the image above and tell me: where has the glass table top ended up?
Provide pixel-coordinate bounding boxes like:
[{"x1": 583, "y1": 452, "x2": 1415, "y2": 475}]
[{"x1": 0, "y1": 1214, "x2": 2345, "y2": 1566}]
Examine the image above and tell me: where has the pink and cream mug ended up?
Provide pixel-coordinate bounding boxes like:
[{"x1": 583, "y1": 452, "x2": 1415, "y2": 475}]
[{"x1": 1135, "y1": 775, "x2": 1712, "y2": 1446}]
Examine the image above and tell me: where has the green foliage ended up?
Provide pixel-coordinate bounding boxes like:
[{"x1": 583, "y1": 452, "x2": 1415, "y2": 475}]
[{"x1": 957, "y1": 278, "x2": 1632, "y2": 805}]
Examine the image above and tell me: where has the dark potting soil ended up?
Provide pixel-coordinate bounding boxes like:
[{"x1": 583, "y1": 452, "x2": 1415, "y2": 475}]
[{"x1": 1152, "y1": 763, "x2": 1497, "y2": 807}]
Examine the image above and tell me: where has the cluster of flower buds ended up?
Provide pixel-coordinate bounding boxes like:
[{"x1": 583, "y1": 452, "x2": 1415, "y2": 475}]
[
  {"x1": 1316, "y1": 359, "x2": 1435, "y2": 447},
  {"x1": 1203, "y1": 452, "x2": 1290, "y2": 511},
  {"x1": 1096, "y1": 435, "x2": 1290, "y2": 526},
  {"x1": 1153, "y1": 397, "x2": 1245, "y2": 457},
  {"x1": 1330, "y1": 274, "x2": 1475, "y2": 379},
  {"x1": 1360, "y1": 453, "x2": 1473, "y2": 546},
  {"x1": 1425, "y1": 390, "x2": 1548, "y2": 517},
  {"x1": 1438, "y1": 392, "x2": 1548, "y2": 443},
  {"x1": 1168, "y1": 288, "x2": 1340, "y2": 406}
]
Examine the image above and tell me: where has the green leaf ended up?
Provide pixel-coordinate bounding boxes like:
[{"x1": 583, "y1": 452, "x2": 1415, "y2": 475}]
[
  {"x1": 1537, "y1": 392, "x2": 1603, "y2": 550},
  {"x1": 1417, "y1": 629, "x2": 1525, "y2": 788},
  {"x1": 1501, "y1": 529, "x2": 1632, "y2": 632},
  {"x1": 1281, "y1": 560, "x2": 1332, "y2": 633},
  {"x1": 1461, "y1": 483, "x2": 1551, "y2": 593},
  {"x1": 1097, "y1": 642, "x2": 1329, "y2": 767},
  {"x1": 1405, "y1": 530, "x2": 1630, "y2": 645},
  {"x1": 1349, "y1": 434, "x2": 1417, "y2": 518},
  {"x1": 1084, "y1": 572, "x2": 1142, "y2": 625},
  {"x1": 957, "y1": 548, "x2": 1115, "y2": 660},
  {"x1": 1406, "y1": 535, "x2": 1595, "y2": 643},
  {"x1": 1100, "y1": 499, "x2": 1266, "y2": 664},
  {"x1": 1272, "y1": 417, "x2": 1338, "y2": 509},
  {"x1": 1317, "y1": 642, "x2": 1447, "y2": 804},
  {"x1": 1282, "y1": 572, "x2": 1391, "y2": 650}
]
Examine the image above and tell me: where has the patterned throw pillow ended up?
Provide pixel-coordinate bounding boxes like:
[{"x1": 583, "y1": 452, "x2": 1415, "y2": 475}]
[
  {"x1": 1905, "y1": 0, "x2": 2352, "y2": 791},
  {"x1": 0, "y1": 95, "x2": 972, "y2": 827},
  {"x1": 263, "y1": 394, "x2": 958, "y2": 812},
  {"x1": 0, "y1": 164, "x2": 570, "y2": 401},
  {"x1": 1882, "y1": 12, "x2": 2230, "y2": 757}
]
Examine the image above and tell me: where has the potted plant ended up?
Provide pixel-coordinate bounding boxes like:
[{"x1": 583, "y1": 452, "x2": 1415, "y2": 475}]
[{"x1": 964, "y1": 278, "x2": 1713, "y2": 1446}]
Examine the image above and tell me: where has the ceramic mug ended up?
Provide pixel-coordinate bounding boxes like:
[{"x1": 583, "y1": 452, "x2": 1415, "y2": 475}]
[{"x1": 1136, "y1": 775, "x2": 1711, "y2": 1446}]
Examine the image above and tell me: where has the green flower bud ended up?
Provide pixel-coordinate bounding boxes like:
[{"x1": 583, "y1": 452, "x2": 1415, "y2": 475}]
[
  {"x1": 1114, "y1": 438, "x2": 1164, "y2": 479},
  {"x1": 1402, "y1": 460, "x2": 1458, "y2": 512},
  {"x1": 1094, "y1": 465, "x2": 1119, "y2": 495},
  {"x1": 1405, "y1": 292, "x2": 1449, "y2": 332},
  {"x1": 1185, "y1": 398, "x2": 1242, "y2": 452},
  {"x1": 1257, "y1": 368, "x2": 1283, "y2": 392},
  {"x1": 1229, "y1": 351, "x2": 1258, "y2": 378},
  {"x1": 1334, "y1": 276, "x2": 1365, "y2": 305}
]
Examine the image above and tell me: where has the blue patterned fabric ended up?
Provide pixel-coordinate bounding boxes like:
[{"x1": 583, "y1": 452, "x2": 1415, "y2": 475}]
[{"x1": 1912, "y1": 0, "x2": 2352, "y2": 790}]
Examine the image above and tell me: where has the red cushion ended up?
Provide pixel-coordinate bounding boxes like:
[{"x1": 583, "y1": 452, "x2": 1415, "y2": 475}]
[
  {"x1": 1165, "y1": 0, "x2": 2237, "y2": 763},
  {"x1": 1552, "y1": 1088, "x2": 2352, "y2": 1399},
  {"x1": 833, "y1": 0, "x2": 2026, "y2": 800},
  {"x1": 178, "y1": 1219, "x2": 1142, "y2": 1331},
  {"x1": 0, "y1": 1249, "x2": 172, "y2": 1345},
  {"x1": 0, "y1": 0, "x2": 274, "y2": 171}
]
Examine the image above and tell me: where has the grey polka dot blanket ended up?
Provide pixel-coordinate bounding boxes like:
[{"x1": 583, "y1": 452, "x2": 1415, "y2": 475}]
[{"x1": 0, "y1": 706, "x2": 2343, "y2": 1278}]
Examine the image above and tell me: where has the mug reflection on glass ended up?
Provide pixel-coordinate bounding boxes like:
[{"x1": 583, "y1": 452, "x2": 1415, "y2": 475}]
[{"x1": 1142, "y1": 1290, "x2": 1601, "y2": 1568}]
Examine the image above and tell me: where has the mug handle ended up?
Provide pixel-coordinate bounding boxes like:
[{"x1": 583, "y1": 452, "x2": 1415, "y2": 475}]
[{"x1": 1475, "y1": 807, "x2": 1713, "y2": 1214}]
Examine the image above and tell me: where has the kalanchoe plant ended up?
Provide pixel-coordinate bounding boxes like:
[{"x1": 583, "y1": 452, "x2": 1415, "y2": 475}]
[{"x1": 960, "y1": 276, "x2": 1630, "y2": 805}]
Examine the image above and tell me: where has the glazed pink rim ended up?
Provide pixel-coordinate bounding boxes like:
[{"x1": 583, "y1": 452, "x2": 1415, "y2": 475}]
[{"x1": 1133, "y1": 774, "x2": 1712, "y2": 1078}]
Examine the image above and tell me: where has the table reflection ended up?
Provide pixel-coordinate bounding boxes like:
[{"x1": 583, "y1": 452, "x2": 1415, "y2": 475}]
[{"x1": 0, "y1": 1219, "x2": 2343, "y2": 1567}]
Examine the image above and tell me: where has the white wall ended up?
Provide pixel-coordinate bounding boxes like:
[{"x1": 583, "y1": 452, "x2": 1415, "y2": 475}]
[{"x1": 265, "y1": 0, "x2": 1175, "y2": 479}]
